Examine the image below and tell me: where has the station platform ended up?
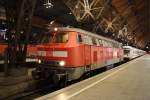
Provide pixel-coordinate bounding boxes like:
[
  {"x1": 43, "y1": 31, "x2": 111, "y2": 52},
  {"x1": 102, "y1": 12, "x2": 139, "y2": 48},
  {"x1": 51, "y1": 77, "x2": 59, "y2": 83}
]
[
  {"x1": 0, "y1": 67, "x2": 36, "y2": 99},
  {"x1": 35, "y1": 54, "x2": 150, "y2": 100}
]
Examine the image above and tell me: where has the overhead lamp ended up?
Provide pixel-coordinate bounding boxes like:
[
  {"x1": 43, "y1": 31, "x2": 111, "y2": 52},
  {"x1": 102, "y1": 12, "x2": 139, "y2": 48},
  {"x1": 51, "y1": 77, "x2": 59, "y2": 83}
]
[
  {"x1": 68, "y1": 12, "x2": 72, "y2": 15},
  {"x1": 75, "y1": 5, "x2": 78, "y2": 8},
  {"x1": 50, "y1": 20, "x2": 55, "y2": 25},
  {"x1": 44, "y1": 0, "x2": 53, "y2": 8}
]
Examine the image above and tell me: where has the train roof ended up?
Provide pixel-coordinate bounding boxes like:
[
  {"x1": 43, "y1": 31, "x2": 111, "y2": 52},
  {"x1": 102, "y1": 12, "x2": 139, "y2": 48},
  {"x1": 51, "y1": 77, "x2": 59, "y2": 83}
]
[{"x1": 49, "y1": 27, "x2": 121, "y2": 45}]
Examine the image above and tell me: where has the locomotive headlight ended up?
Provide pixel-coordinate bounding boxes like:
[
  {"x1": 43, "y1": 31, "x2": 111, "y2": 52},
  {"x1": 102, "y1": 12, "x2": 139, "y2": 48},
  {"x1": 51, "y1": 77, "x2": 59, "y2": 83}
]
[
  {"x1": 38, "y1": 60, "x2": 42, "y2": 64},
  {"x1": 59, "y1": 61, "x2": 65, "y2": 66}
]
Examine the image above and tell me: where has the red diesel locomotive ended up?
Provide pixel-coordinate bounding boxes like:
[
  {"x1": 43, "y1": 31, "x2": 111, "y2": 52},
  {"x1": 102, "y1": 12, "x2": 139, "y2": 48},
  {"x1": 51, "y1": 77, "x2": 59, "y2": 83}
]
[{"x1": 32, "y1": 27, "x2": 124, "y2": 83}]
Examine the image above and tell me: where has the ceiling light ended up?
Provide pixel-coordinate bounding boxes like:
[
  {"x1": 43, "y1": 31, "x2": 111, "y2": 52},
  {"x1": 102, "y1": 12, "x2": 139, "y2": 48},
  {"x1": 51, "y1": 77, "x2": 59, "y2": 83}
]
[
  {"x1": 44, "y1": 0, "x2": 53, "y2": 8},
  {"x1": 68, "y1": 12, "x2": 72, "y2": 15},
  {"x1": 75, "y1": 5, "x2": 78, "y2": 8},
  {"x1": 50, "y1": 20, "x2": 55, "y2": 25}
]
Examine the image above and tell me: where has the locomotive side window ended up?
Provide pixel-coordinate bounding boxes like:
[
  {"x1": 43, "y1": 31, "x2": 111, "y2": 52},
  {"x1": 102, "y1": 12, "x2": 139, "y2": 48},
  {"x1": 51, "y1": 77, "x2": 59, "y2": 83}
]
[
  {"x1": 95, "y1": 39, "x2": 100, "y2": 46},
  {"x1": 82, "y1": 35, "x2": 93, "y2": 45},
  {"x1": 109, "y1": 42, "x2": 111, "y2": 48},
  {"x1": 82, "y1": 35, "x2": 88, "y2": 44},
  {"x1": 105, "y1": 41, "x2": 108, "y2": 47},
  {"x1": 99, "y1": 39, "x2": 103, "y2": 46},
  {"x1": 92, "y1": 37, "x2": 97, "y2": 45},
  {"x1": 108, "y1": 42, "x2": 112, "y2": 47},
  {"x1": 107, "y1": 42, "x2": 110, "y2": 47},
  {"x1": 77, "y1": 34, "x2": 83, "y2": 43},
  {"x1": 101, "y1": 40, "x2": 104, "y2": 47},
  {"x1": 88, "y1": 36, "x2": 93, "y2": 45},
  {"x1": 113, "y1": 43, "x2": 116, "y2": 48},
  {"x1": 102, "y1": 40, "x2": 107, "y2": 47},
  {"x1": 111, "y1": 42, "x2": 113, "y2": 48}
]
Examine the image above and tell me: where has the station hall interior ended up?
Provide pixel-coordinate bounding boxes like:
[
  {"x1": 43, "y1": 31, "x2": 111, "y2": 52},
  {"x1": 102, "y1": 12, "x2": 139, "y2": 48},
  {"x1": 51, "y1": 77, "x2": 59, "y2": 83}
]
[{"x1": 0, "y1": 0, "x2": 150, "y2": 99}]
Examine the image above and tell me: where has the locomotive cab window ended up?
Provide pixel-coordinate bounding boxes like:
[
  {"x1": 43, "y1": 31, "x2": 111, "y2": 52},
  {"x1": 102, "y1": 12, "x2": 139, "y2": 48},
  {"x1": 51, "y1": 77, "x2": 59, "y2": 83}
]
[
  {"x1": 52, "y1": 32, "x2": 68, "y2": 43},
  {"x1": 41, "y1": 33, "x2": 53, "y2": 43},
  {"x1": 41, "y1": 32, "x2": 68, "y2": 43}
]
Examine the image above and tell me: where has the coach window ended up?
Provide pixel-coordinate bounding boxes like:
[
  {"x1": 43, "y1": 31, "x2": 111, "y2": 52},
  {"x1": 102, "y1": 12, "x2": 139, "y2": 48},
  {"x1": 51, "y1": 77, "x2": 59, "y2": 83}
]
[
  {"x1": 49, "y1": 32, "x2": 69, "y2": 43},
  {"x1": 77, "y1": 34, "x2": 83, "y2": 43}
]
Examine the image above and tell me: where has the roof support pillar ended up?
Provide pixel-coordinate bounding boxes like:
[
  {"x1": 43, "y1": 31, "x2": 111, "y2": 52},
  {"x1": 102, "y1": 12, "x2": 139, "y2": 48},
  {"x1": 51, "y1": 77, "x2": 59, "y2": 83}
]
[{"x1": 4, "y1": 0, "x2": 36, "y2": 76}]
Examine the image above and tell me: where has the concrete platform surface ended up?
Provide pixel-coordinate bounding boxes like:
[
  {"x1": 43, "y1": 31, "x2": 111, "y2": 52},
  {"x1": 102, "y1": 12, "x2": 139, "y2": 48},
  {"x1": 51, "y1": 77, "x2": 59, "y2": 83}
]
[
  {"x1": 0, "y1": 68, "x2": 36, "y2": 99},
  {"x1": 35, "y1": 54, "x2": 150, "y2": 100}
]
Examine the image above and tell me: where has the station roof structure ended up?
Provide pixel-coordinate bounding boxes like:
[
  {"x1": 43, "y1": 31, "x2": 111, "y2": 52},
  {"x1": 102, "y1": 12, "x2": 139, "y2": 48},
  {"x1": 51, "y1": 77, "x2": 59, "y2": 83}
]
[{"x1": 0, "y1": 0, "x2": 150, "y2": 49}]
